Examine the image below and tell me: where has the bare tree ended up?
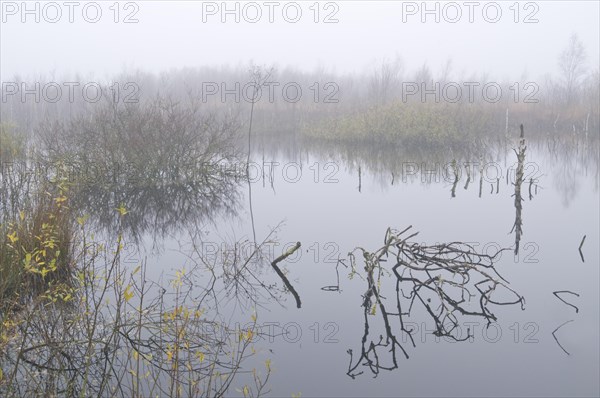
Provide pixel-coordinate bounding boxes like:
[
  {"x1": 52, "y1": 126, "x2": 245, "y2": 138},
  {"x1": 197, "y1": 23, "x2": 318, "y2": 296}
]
[
  {"x1": 559, "y1": 33, "x2": 587, "y2": 105},
  {"x1": 413, "y1": 63, "x2": 432, "y2": 86},
  {"x1": 439, "y1": 58, "x2": 453, "y2": 85},
  {"x1": 368, "y1": 57, "x2": 403, "y2": 106}
]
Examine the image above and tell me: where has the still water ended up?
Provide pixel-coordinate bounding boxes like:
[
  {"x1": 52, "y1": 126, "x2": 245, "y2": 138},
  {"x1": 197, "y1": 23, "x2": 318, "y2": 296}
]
[{"x1": 125, "y1": 138, "x2": 598, "y2": 397}]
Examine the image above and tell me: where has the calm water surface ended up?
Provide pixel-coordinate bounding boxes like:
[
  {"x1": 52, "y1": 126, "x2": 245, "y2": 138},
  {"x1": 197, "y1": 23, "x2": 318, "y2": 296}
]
[{"x1": 130, "y1": 139, "x2": 599, "y2": 397}]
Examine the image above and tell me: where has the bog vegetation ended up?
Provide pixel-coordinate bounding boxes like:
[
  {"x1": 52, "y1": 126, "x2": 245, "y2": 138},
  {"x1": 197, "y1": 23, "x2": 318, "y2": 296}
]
[{"x1": 0, "y1": 34, "x2": 598, "y2": 396}]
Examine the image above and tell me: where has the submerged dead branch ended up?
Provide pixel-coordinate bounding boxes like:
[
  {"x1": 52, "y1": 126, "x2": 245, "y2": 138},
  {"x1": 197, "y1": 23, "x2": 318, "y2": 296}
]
[
  {"x1": 553, "y1": 290, "x2": 580, "y2": 313},
  {"x1": 578, "y1": 235, "x2": 586, "y2": 263},
  {"x1": 346, "y1": 226, "x2": 525, "y2": 378},
  {"x1": 270, "y1": 242, "x2": 302, "y2": 309},
  {"x1": 552, "y1": 319, "x2": 575, "y2": 356}
]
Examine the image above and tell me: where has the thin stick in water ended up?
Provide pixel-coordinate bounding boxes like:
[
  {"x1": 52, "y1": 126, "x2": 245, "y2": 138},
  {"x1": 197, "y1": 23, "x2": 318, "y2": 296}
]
[
  {"x1": 578, "y1": 235, "x2": 586, "y2": 263},
  {"x1": 552, "y1": 320, "x2": 574, "y2": 356},
  {"x1": 553, "y1": 290, "x2": 580, "y2": 313},
  {"x1": 271, "y1": 242, "x2": 302, "y2": 308}
]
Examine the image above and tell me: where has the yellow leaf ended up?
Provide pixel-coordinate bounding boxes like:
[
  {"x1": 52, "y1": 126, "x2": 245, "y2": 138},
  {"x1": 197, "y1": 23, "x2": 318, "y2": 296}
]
[
  {"x1": 24, "y1": 252, "x2": 32, "y2": 267},
  {"x1": 142, "y1": 353, "x2": 153, "y2": 362},
  {"x1": 19, "y1": 211, "x2": 25, "y2": 221},
  {"x1": 116, "y1": 204, "x2": 128, "y2": 216},
  {"x1": 77, "y1": 215, "x2": 89, "y2": 226},
  {"x1": 132, "y1": 265, "x2": 141, "y2": 275},
  {"x1": 124, "y1": 285, "x2": 134, "y2": 302},
  {"x1": 265, "y1": 359, "x2": 271, "y2": 371},
  {"x1": 7, "y1": 231, "x2": 18, "y2": 244}
]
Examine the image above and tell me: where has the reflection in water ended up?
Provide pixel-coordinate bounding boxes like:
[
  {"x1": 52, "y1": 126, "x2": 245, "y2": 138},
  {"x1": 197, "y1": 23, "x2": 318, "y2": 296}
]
[
  {"x1": 183, "y1": 223, "x2": 302, "y2": 313},
  {"x1": 1, "y1": 158, "x2": 244, "y2": 247},
  {"x1": 450, "y1": 159, "x2": 459, "y2": 198},
  {"x1": 35, "y1": 96, "x2": 246, "y2": 242},
  {"x1": 536, "y1": 134, "x2": 599, "y2": 207},
  {"x1": 510, "y1": 125, "x2": 527, "y2": 255},
  {"x1": 292, "y1": 134, "x2": 597, "y2": 205},
  {"x1": 553, "y1": 290, "x2": 580, "y2": 314},
  {"x1": 269, "y1": 242, "x2": 302, "y2": 308},
  {"x1": 3, "y1": 121, "x2": 598, "y2": 396},
  {"x1": 69, "y1": 164, "x2": 242, "y2": 243},
  {"x1": 552, "y1": 319, "x2": 576, "y2": 356},
  {"x1": 0, "y1": 98, "x2": 272, "y2": 395},
  {"x1": 463, "y1": 162, "x2": 471, "y2": 191},
  {"x1": 479, "y1": 162, "x2": 484, "y2": 198},
  {"x1": 344, "y1": 226, "x2": 524, "y2": 378},
  {"x1": 0, "y1": 198, "x2": 294, "y2": 396},
  {"x1": 579, "y1": 235, "x2": 587, "y2": 262},
  {"x1": 0, "y1": 239, "x2": 275, "y2": 397}
]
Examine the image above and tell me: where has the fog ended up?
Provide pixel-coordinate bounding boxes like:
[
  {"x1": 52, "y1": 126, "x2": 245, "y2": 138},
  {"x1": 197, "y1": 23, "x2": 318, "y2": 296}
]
[
  {"x1": 1, "y1": 2, "x2": 599, "y2": 398},
  {"x1": 1, "y1": 1, "x2": 599, "y2": 80}
]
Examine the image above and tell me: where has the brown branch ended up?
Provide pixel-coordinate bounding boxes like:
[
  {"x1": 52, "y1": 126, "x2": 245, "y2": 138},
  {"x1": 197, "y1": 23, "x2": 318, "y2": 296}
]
[{"x1": 271, "y1": 242, "x2": 302, "y2": 308}]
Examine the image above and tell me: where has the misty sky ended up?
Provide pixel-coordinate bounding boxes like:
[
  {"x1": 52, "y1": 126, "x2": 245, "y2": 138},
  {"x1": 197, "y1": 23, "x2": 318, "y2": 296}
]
[{"x1": 1, "y1": 1, "x2": 599, "y2": 81}]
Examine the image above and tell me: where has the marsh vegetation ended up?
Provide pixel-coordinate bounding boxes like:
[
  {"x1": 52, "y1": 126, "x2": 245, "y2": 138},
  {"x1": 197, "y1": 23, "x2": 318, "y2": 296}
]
[{"x1": 1, "y1": 44, "x2": 599, "y2": 396}]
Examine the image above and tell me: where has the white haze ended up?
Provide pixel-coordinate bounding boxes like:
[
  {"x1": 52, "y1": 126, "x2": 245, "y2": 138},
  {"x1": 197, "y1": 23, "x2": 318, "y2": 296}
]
[{"x1": 1, "y1": 0, "x2": 599, "y2": 81}]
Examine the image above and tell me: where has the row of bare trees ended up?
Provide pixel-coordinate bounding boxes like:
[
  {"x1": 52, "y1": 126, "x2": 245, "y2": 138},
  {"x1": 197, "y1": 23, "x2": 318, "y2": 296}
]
[{"x1": 1, "y1": 35, "x2": 597, "y2": 144}]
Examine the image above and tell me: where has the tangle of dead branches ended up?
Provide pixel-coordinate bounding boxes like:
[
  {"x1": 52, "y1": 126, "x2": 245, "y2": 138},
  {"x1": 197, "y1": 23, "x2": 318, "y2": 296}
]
[{"x1": 346, "y1": 225, "x2": 525, "y2": 378}]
